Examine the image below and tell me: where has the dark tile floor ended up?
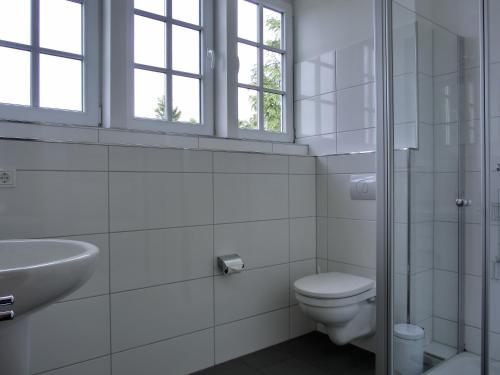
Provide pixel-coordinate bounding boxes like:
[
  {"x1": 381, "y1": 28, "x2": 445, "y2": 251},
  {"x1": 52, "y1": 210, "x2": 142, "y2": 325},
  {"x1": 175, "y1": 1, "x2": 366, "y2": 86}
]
[{"x1": 194, "y1": 332, "x2": 375, "y2": 375}]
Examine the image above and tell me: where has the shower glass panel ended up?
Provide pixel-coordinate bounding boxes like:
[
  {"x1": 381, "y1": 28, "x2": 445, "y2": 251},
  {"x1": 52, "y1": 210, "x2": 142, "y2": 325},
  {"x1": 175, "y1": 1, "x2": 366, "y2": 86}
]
[
  {"x1": 390, "y1": 0, "x2": 481, "y2": 373},
  {"x1": 489, "y1": 0, "x2": 500, "y2": 372}
]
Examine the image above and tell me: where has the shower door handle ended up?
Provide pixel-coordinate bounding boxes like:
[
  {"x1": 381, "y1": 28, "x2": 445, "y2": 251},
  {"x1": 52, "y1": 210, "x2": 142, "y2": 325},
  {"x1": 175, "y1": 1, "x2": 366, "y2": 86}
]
[{"x1": 456, "y1": 198, "x2": 471, "y2": 207}]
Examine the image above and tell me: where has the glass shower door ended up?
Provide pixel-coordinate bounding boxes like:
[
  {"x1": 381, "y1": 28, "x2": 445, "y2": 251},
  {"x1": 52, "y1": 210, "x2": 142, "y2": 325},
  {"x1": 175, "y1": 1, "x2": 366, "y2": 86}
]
[{"x1": 390, "y1": 0, "x2": 482, "y2": 373}]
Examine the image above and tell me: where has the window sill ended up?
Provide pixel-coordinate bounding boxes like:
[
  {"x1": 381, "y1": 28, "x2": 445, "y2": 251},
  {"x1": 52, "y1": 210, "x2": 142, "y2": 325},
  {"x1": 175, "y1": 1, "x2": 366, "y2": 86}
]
[{"x1": 0, "y1": 121, "x2": 308, "y2": 156}]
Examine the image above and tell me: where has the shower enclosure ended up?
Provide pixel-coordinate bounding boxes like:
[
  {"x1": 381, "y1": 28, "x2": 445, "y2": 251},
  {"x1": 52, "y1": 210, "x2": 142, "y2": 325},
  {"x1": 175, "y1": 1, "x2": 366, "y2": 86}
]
[{"x1": 376, "y1": 0, "x2": 500, "y2": 374}]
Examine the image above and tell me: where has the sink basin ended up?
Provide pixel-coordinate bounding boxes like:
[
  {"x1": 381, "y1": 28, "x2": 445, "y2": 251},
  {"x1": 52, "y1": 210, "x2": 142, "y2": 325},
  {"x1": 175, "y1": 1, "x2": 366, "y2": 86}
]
[{"x1": 0, "y1": 239, "x2": 99, "y2": 375}]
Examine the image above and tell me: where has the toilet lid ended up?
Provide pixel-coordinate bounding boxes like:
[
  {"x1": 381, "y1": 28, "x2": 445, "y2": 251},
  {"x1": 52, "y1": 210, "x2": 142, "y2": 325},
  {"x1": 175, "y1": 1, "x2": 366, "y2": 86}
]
[{"x1": 294, "y1": 272, "x2": 375, "y2": 299}]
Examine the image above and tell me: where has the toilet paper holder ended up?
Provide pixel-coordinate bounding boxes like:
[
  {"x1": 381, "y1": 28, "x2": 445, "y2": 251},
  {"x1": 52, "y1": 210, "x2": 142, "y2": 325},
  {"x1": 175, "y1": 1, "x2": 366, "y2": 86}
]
[{"x1": 217, "y1": 254, "x2": 245, "y2": 275}]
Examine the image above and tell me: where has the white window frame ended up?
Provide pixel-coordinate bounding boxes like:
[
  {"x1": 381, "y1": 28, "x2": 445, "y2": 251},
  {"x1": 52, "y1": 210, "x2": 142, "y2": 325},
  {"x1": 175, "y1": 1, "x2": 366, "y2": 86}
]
[
  {"x1": 215, "y1": 0, "x2": 293, "y2": 142},
  {"x1": 0, "y1": 0, "x2": 100, "y2": 127},
  {"x1": 104, "y1": 0, "x2": 214, "y2": 136}
]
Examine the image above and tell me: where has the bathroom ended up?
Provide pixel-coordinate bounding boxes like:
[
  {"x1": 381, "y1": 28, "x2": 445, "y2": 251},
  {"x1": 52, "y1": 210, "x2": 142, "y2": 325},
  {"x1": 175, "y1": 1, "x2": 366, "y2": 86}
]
[{"x1": 0, "y1": 0, "x2": 498, "y2": 374}]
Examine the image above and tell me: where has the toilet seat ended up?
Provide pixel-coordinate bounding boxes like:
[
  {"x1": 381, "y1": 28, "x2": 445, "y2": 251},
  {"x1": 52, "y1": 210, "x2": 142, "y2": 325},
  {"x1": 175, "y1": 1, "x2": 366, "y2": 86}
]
[{"x1": 294, "y1": 272, "x2": 376, "y2": 308}]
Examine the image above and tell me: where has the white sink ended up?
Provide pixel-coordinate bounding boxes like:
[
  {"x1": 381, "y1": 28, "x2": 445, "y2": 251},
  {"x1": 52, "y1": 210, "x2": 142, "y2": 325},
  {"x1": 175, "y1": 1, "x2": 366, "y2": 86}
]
[{"x1": 0, "y1": 239, "x2": 99, "y2": 375}]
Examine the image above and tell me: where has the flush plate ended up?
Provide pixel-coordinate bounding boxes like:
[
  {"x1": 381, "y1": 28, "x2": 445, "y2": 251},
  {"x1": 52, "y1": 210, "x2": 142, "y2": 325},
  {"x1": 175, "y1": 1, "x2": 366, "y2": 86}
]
[{"x1": 0, "y1": 169, "x2": 16, "y2": 187}]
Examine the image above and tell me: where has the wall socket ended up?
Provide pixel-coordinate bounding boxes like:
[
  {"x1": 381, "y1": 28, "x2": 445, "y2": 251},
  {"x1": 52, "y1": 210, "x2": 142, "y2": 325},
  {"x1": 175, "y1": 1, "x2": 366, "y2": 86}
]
[{"x1": 0, "y1": 169, "x2": 16, "y2": 187}]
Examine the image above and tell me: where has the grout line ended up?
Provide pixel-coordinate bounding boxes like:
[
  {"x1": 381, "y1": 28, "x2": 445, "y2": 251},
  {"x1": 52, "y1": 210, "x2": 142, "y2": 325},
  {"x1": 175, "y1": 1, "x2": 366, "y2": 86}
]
[
  {"x1": 106, "y1": 145, "x2": 113, "y2": 374},
  {"x1": 287, "y1": 156, "x2": 292, "y2": 339},
  {"x1": 212, "y1": 151, "x2": 216, "y2": 366},
  {"x1": 32, "y1": 354, "x2": 111, "y2": 375}
]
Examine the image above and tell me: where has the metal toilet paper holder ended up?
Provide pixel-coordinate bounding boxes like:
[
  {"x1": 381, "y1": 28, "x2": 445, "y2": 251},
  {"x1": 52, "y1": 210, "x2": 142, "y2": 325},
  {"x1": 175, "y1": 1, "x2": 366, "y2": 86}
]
[{"x1": 217, "y1": 254, "x2": 245, "y2": 275}]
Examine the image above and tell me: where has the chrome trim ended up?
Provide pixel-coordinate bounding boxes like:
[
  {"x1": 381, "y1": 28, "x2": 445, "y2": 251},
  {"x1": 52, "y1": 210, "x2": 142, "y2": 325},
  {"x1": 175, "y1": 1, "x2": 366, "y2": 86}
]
[
  {"x1": 0, "y1": 311, "x2": 15, "y2": 322},
  {"x1": 0, "y1": 295, "x2": 14, "y2": 306},
  {"x1": 375, "y1": 0, "x2": 394, "y2": 373},
  {"x1": 481, "y1": 0, "x2": 490, "y2": 373}
]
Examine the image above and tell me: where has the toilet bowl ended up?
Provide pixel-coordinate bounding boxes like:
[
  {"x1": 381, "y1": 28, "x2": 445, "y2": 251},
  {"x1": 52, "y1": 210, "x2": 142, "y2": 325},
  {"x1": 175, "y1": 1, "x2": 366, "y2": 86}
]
[{"x1": 294, "y1": 272, "x2": 376, "y2": 345}]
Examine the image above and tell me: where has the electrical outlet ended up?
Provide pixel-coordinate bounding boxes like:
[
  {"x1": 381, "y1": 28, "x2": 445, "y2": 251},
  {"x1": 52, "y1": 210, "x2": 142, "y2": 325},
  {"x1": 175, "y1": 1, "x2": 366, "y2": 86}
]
[{"x1": 0, "y1": 169, "x2": 16, "y2": 187}]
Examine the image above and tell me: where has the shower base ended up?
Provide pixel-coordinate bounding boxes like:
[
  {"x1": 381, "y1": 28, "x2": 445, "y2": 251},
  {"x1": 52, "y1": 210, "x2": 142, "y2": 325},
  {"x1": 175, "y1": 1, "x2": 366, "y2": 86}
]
[{"x1": 425, "y1": 352, "x2": 500, "y2": 375}]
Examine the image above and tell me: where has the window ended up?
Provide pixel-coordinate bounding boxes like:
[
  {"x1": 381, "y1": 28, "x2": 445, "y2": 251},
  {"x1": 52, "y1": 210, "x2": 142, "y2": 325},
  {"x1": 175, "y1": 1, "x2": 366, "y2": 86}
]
[
  {"x1": 104, "y1": 0, "x2": 213, "y2": 134},
  {"x1": 235, "y1": 0, "x2": 293, "y2": 141},
  {"x1": 0, "y1": 0, "x2": 99, "y2": 126}
]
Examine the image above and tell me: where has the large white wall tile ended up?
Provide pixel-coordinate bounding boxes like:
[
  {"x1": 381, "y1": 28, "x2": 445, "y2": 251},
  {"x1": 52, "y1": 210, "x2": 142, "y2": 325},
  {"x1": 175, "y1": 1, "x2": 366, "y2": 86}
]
[
  {"x1": 327, "y1": 153, "x2": 376, "y2": 174},
  {"x1": 465, "y1": 223, "x2": 482, "y2": 276},
  {"x1": 214, "y1": 174, "x2": 289, "y2": 223},
  {"x1": 411, "y1": 270, "x2": 433, "y2": 323},
  {"x1": 35, "y1": 357, "x2": 111, "y2": 375},
  {"x1": 31, "y1": 296, "x2": 110, "y2": 374},
  {"x1": 0, "y1": 171, "x2": 108, "y2": 239},
  {"x1": 490, "y1": 0, "x2": 500, "y2": 64},
  {"x1": 434, "y1": 221, "x2": 458, "y2": 273},
  {"x1": 433, "y1": 270, "x2": 458, "y2": 322},
  {"x1": 327, "y1": 174, "x2": 376, "y2": 220},
  {"x1": 290, "y1": 259, "x2": 316, "y2": 304},
  {"x1": 317, "y1": 217, "x2": 328, "y2": 260},
  {"x1": 109, "y1": 146, "x2": 212, "y2": 172},
  {"x1": 214, "y1": 264, "x2": 289, "y2": 324},
  {"x1": 393, "y1": 74, "x2": 417, "y2": 125},
  {"x1": 433, "y1": 29, "x2": 458, "y2": 76},
  {"x1": 410, "y1": 222, "x2": 434, "y2": 274},
  {"x1": 464, "y1": 68, "x2": 481, "y2": 121},
  {"x1": 434, "y1": 73, "x2": 459, "y2": 124},
  {"x1": 316, "y1": 174, "x2": 327, "y2": 217},
  {"x1": 0, "y1": 140, "x2": 107, "y2": 171},
  {"x1": 295, "y1": 93, "x2": 336, "y2": 138},
  {"x1": 60, "y1": 234, "x2": 110, "y2": 301},
  {"x1": 337, "y1": 128, "x2": 376, "y2": 154},
  {"x1": 433, "y1": 317, "x2": 457, "y2": 347},
  {"x1": 336, "y1": 39, "x2": 375, "y2": 89},
  {"x1": 327, "y1": 218, "x2": 376, "y2": 269},
  {"x1": 289, "y1": 175, "x2": 316, "y2": 218},
  {"x1": 327, "y1": 260, "x2": 376, "y2": 281},
  {"x1": 214, "y1": 152, "x2": 288, "y2": 174},
  {"x1": 434, "y1": 123, "x2": 459, "y2": 173},
  {"x1": 214, "y1": 220, "x2": 289, "y2": 271},
  {"x1": 290, "y1": 305, "x2": 316, "y2": 339},
  {"x1": 434, "y1": 172, "x2": 458, "y2": 223},
  {"x1": 109, "y1": 172, "x2": 213, "y2": 231},
  {"x1": 110, "y1": 226, "x2": 213, "y2": 292},
  {"x1": 289, "y1": 156, "x2": 316, "y2": 175},
  {"x1": 111, "y1": 278, "x2": 213, "y2": 352},
  {"x1": 464, "y1": 274, "x2": 482, "y2": 328},
  {"x1": 290, "y1": 217, "x2": 316, "y2": 261},
  {"x1": 296, "y1": 134, "x2": 337, "y2": 156},
  {"x1": 295, "y1": 51, "x2": 335, "y2": 100},
  {"x1": 214, "y1": 309, "x2": 289, "y2": 364},
  {"x1": 491, "y1": 64, "x2": 500, "y2": 118},
  {"x1": 112, "y1": 329, "x2": 214, "y2": 375},
  {"x1": 337, "y1": 83, "x2": 376, "y2": 133}
]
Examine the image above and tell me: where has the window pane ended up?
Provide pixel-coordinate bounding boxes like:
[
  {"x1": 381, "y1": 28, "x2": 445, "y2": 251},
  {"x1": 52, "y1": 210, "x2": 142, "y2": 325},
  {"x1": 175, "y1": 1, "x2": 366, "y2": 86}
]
[
  {"x1": 134, "y1": 0, "x2": 165, "y2": 16},
  {"x1": 0, "y1": 47, "x2": 30, "y2": 106},
  {"x1": 263, "y1": 50, "x2": 281, "y2": 90},
  {"x1": 0, "y1": 0, "x2": 30, "y2": 45},
  {"x1": 172, "y1": 0, "x2": 199, "y2": 25},
  {"x1": 134, "y1": 15, "x2": 166, "y2": 68},
  {"x1": 264, "y1": 93, "x2": 282, "y2": 132},
  {"x1": 238, "y1": 88, "x2": 258, "y2": 130},
  {"x1": 40, "y1": 0, "x2": 82, "y2": 54},
  {"x1": 238, "y1": 43, "x2": 258, "y2": 85},
  {"x1": 172, "y1": 26, "x2": 199, "y2": 74},
  {"x1": 172, "y1": 76, "x2": 200, "y2": 123},
  {"x1": 134, "y1": 69, "x2": 166, "y2": 119},
  {"x1": 238, "y1": 0, "x2": 258, "y2": 42},
  {"x1": 40, "y1": 54, "x2": 82, "y2": 111},
  {"x1": 263, "y1": 8, "x2": 282, "y2": 49}
]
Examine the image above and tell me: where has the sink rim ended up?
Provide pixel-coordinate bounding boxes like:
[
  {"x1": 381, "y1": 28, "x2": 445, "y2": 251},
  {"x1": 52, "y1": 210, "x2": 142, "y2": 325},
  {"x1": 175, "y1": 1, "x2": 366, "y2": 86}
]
[{"x1": 0, "y1": 239, "x2": 99, "y2": 274}]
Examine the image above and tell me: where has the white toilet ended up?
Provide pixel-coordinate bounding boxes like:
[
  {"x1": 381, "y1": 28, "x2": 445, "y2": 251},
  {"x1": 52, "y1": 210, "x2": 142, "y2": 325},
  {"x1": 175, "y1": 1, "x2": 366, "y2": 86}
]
[{"x1": 294, "y1": 272, "x2": 376, "y2": 345}]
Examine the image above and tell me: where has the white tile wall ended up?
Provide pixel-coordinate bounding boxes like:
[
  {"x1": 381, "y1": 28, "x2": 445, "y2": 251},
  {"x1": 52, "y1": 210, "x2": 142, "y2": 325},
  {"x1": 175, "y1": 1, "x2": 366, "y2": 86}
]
[{"x1": 0, "y1": 140, "x2": 317, "y2": 374}]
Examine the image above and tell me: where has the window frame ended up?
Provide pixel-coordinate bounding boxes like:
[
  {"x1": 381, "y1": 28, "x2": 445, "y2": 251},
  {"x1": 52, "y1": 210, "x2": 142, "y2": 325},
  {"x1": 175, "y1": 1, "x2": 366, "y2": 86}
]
[
  {"x1": 0, "y1": 0, "x2": 100, "y2": 127},
  {"x1": 230, "y1": 0, "x2": 293, "y2": 142},
  {"x1": 105, "y1": 0, "x2": 214, "y2": 135}
]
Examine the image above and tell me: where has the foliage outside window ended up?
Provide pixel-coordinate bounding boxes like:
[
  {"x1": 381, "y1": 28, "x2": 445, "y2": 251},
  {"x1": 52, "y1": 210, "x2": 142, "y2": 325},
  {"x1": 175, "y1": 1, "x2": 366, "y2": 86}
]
[{"x1": 237, "y1": 0, "x2": 286, "y2": 134}]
